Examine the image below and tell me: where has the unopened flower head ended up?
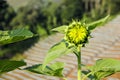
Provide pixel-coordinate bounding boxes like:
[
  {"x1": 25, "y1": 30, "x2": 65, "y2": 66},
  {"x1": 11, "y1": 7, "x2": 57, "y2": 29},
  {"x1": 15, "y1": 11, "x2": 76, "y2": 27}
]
[{"x1": 65, "y1": 21, "x2": 89, "y2": 46}]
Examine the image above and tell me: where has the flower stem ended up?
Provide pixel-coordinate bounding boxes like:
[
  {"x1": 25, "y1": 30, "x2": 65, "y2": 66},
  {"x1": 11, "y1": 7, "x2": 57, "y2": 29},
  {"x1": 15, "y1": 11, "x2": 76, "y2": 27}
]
[
  {"x1": 78, "y1": 68, "x2": 81, "y2": 80},
  {"x1": 76, "y1": 46, "x2": 81, "y2": 80}
]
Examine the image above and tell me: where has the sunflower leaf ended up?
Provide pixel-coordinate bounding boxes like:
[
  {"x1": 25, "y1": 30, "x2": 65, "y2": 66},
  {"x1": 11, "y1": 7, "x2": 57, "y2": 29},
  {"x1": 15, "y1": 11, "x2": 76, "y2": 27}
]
[
  {"x1": 42, "y1": 40, "x2": 73, "y2": 70},
  {"x1": 88, "y1": 58, "x2": 120, "y2": 79},
  {"x1": 24, "y1": 62, "x2": 64, "y2": 77},
  {"x1": 0, "y1": 60, "x2": 26, "y2": 74},
  {"x1": 0, "y1": 28, "x2": 34, "y2": 45},
  {"x1": 52, "y1": 25, "x2": 68, "y2": 33},
  {"x1": 87, "y1": 15, "x2": 109, "y2": 31}
]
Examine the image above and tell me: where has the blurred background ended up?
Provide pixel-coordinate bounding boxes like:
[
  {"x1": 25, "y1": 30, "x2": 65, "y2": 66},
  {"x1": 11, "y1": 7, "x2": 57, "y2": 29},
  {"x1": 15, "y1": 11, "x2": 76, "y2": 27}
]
[
  {"x1": 0, "y1": 0, "x2": 120, "y2": 60},
  {"x1": 0, "y1": 0, "x2": 120, "y2": 80}
]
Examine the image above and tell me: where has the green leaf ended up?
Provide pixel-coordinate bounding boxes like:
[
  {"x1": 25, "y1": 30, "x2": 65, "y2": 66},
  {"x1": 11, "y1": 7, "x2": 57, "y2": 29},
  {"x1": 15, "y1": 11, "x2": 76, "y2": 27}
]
[
  {"x1": 42, "y1": 40, "x2": 73, "y2": 70},
  {"x1": 93, "y1": 71, "x2": 114, "y2": 80},
  {"x1": 49, "y1": 62, "x2": 65, "y2": 77},
  {"x1": 24, "y1": 62, "x2": 64, "y2": 77},
  {"x1": 52, "y1": 25, "x2": 68, "y2": 33},
  {"x1": 87, "y1": 15, "x2": 110, "y2": 31},
  {"x1": 0, "y1": 60, "x2": 26, "y2": 74},
  {"x1": 0, "y1": 28, "x2": 34, "y2": 45},
  {"x1": 88, "y1": 58, "x2": 120, "y2": 79}
]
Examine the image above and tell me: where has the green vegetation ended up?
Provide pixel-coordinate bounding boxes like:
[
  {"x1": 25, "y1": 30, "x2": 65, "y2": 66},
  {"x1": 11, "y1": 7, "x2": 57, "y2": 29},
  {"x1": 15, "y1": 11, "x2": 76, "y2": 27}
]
[
  {"x1": 0, "y1": 28, "x2": 34, "y2": 74},
  {"x1": 0, "y1": 0, "x2": 120, "y2": 79},
  {"x1": 1, "y1": 0, "x2": 120, "y2": 59},
  {"x1": 24, "y1": 16, "x2": 120, "y2": 80},
  {"x1": 0, "y1": 60, "x2": 26, "y2": 74}
]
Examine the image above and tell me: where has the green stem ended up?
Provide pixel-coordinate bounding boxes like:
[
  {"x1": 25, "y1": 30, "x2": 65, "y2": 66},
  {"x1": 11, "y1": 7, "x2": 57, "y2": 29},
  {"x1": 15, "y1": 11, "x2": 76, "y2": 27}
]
[
  {"x1": 76, "y1": 46, "x2": 81, "y2": 80},
  {"x1": 78, "y1": 68, "x2": 81, "y2": 80}
]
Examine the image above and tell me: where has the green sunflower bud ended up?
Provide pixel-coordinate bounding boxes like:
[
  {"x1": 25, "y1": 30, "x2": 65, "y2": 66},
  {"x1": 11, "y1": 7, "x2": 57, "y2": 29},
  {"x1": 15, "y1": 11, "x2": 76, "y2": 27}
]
[{"x1": 65, "y1": 21, "x2": 89, "y2": 46}]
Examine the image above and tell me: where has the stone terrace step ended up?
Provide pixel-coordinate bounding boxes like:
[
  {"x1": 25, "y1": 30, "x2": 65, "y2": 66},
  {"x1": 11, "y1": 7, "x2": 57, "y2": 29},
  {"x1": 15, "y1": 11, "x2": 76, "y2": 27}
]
[{"x1": 0, "y1": 15, "x2": 120, "y2": 80}]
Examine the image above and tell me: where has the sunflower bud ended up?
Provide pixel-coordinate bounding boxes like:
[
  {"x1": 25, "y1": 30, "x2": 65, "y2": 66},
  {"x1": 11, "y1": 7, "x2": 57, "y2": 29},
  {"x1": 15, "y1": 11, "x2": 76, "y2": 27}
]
[{"x1": 65, "y1": 21, "x2": 89, "y2": 46}]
